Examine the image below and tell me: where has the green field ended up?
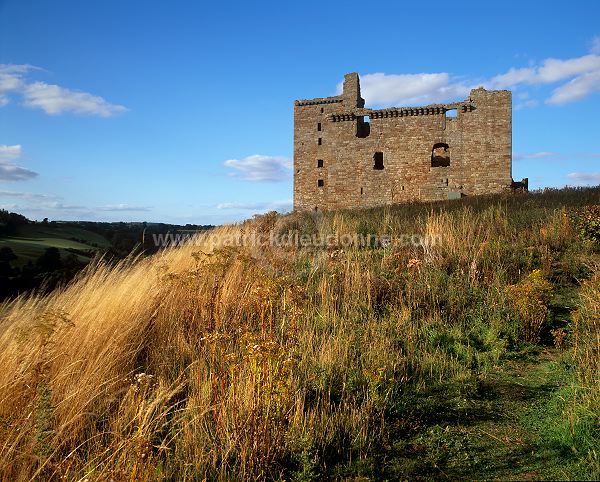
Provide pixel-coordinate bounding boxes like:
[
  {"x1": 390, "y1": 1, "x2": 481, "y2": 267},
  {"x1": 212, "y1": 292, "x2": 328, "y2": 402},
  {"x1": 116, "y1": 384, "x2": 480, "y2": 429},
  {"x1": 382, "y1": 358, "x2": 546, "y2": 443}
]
[{"x1": 0, "y1": 224, "x2": 111, "y2": 265}]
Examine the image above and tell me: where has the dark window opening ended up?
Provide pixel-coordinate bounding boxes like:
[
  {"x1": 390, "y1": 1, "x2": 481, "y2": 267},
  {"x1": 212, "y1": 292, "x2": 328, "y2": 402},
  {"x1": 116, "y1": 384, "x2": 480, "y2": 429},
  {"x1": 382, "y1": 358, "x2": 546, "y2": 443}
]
[
  {"x1": 320, "y1": 107, "x2": 324, "y2": 113},
  {"x1": 317, "y1": 122, "x2": 321, "y2": 131},
  {"x1": 431, "y1": 143, "x2": 450, "y2": 167},
  {"x1": 373, "y1": 151, "x2": 384, "y2": 170},
  {"x1": 445, "y1": 109, "x2": 457, "y2": 118},
  {"x1": 317, "y1": 159, "x2": 323, "y2": 168},
  {"x1": 361, "y1": 187, "x2": 364, "y2": 195},
  {"x1": 401, "y1": 185, "x2": 405, "y2": 191},
  {"x1": 318, "y1": 179, "x2": 324, "y2": 187},
  {"x1": 318, "y1": 138, "x2": 322, "y2": 145},
  {"x1": 356, "y1": 116, "x2": 371, "y2": 138}
]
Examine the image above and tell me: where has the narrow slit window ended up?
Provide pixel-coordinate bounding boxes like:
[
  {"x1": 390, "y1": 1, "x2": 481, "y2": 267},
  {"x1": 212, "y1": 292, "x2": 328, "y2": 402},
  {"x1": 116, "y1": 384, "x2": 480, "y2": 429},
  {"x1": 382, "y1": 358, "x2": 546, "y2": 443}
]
[
  {"x1": 317, "y1": 159, "x2": 323, "y2": 168},
  {"x1": 318, "y1": 138, "x2": 322, "y2": 145},
  {"x1": 318, "y1": 179, "x2": 324, "y2": 187},
  {"x1": 360, "y1": 187, "x2": 364, "y2": 195},
  {"x1": 317, "y1": 122, "x2": 321, "y2": 131},
  {"x1": 373, "y1": 152, "x2": 384, "y2": 170}
]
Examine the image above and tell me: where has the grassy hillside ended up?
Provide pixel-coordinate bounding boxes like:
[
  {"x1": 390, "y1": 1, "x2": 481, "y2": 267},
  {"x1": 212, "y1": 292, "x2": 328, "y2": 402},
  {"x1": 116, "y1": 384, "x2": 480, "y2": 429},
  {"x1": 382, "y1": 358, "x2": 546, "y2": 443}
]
[
  {"x1": 0, "y1": 224, "x2": 110, "y2": 266},
  {"x1": 0, "y1": 187, "x2": 598, "y2": 480}
]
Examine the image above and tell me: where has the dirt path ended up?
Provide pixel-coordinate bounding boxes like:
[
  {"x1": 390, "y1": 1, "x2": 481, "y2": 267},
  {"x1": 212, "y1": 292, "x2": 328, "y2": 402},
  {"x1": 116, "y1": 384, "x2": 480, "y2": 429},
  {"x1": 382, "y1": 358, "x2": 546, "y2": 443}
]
[{"x1": 372, "y1": 348, "x2": 578, "y2": 480}]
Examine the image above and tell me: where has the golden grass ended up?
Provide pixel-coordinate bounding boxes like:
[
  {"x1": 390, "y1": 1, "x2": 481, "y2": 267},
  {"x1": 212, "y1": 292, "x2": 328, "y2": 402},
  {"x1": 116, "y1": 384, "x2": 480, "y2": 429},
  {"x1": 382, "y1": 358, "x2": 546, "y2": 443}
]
[{"x1": 0, "y1": 190, "x2": 598, "y2": 480}]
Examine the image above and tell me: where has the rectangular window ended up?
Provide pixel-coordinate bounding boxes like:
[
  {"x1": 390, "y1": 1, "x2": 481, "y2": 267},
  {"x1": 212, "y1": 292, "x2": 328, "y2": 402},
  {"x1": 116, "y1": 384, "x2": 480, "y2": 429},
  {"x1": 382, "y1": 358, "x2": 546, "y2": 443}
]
[
  {"x1": 318, "y1": 138, "x2": 322, "y2": 145},
  {"x1": 317, "y1": 159, "x2": 323, "y2": 168},
  {"x1": 318, "y1": 179, "x2": 324, "y2": 187},
  {"x1": 317, "y1": 122, "x2": 321, "y2": 131},
  {"x1": 373, "y1": 152, "x2": 384, "y2": 170}
]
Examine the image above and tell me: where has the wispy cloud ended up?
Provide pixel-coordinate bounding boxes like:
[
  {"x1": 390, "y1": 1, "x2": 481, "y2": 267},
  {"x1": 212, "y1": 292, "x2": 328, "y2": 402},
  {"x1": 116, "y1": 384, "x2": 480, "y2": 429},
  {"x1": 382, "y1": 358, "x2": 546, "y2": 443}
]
[
  {"x1": 547, "y1": 70, "x2": 600, "y2": 105},
  {"x1": 0, "y1": 144, "x2": 39, "y2": 181},
  {"x1": 567, "y1": 172, "x2": 600, "y2": 184},
  {"x1": 513, "y1": 151, "x2": 600, "y2": 161},
  {"x1": 337, "y1": 73, "x2": 472, "y2": 108},
  {"x1": 489, "y1": 47, "x2": 600, "y2": 105},
  {"x1": 23, "y1": 82, "x2": 127, "y2": 117},
  {"x1": 97, "y1": 204, "x2": 152, "y2": 212},
  {"x1": 0, "y1": 190, "x2": 59, "y2": 200},
  {"x1": 592, "y1": 36, "x2": 600, "y2": 55},
  {"x1": 513, "y1": 151, "x2": 558, "y2": 160},
  {"x1": 217, "y1": 200, "x2": 292, "y2": 212},
  {"x1": 223, "y1": 155, "x2": 292, "y2": 182},
  {"x1": 0, "y1": 63, "x2": 127, "y2": 117}
]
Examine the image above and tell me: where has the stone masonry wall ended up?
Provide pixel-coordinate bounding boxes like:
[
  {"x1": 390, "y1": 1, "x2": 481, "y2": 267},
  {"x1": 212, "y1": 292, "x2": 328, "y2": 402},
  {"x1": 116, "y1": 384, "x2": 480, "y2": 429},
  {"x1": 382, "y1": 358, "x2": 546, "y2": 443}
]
[{"x1": 293, "y1": 73, "x2": 514, "y2": 211}]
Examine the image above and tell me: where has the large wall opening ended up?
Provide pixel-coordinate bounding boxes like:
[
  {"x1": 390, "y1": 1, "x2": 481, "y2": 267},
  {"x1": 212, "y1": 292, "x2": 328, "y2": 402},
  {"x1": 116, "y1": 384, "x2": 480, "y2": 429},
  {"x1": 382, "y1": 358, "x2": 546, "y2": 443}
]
[
  {"x1": 431, "y1": 143, "x2": 450, "y2": 167},
  {"x1": 356, "y1": 116, "x2": 370, "y2": 138},
  {"x1": 373, "y1": 152, "x2": 384, "y2": 170}
]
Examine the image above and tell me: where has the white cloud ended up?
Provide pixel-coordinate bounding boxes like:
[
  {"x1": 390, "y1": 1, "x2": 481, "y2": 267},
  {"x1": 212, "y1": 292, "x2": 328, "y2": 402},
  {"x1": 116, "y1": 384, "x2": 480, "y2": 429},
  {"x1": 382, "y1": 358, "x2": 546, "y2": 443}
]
[
  {"x1": 0, "y1": 63, "x2": 127, "y2": 117},
  {"x1": 97, "y1": 204, "x2": 152, "y2": 212},
  {"x1": 0, "y1": 64, "x2": 36, "y2": 98},
  {"x1": 0, "y1": 144, "x2": 39, "y2": 181},
  {"x1": 567, "y1": 172, "x2": 600, "y2": 184},
  {"x1": 513, "y1": 151, "x2": 600, "y2": 161},
  {"x1": 224, "y1": 154, "x2": 292, "y2": 182},
  {"x1": 513, "y1": 151, "x2": 557, "y2": 160},
  {"x1": 337, "y1": 72, "x2": 472, "y2": 107},
  {"x1": 217, "y1": 200, "x2": 292, "y2": 212},
  {"x1": 490, "y1": 54, "x2": 600, "y2": 88},
  {"x1": 23, "y1": 82, "x2": 127, "y2": 117},
  {"x1": 0, "y1": 190, "x2": 59, "y2": 200},
  {"x1": 590, "y1": 36, "x2": 600, "y2": 55},
  {"x1": 488, "y1": 45, "x2": 600, "y2": 105},
  {"x1": 44, "y1": 202, "x2": 88, "y2": 210},
  {"x1": 490, "y1": 67, "x2": 537, "y2": 89},
  {"x1": 347, "y1": 38, "x2": 600, "y2": 110},
  {"x1": 0, "y1": 144, "x2": 22, "y2": 161},
  {"x1": 547, "y1": 70, "x2": 600, "y2": 105}
]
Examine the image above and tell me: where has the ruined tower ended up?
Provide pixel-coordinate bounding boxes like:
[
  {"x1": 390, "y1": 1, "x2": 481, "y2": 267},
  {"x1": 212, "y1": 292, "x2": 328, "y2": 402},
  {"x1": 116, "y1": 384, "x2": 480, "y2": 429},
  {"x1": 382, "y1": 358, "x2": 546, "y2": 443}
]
[{"x1": 293, "y1": 72, "x2": 520, "y2": 211}]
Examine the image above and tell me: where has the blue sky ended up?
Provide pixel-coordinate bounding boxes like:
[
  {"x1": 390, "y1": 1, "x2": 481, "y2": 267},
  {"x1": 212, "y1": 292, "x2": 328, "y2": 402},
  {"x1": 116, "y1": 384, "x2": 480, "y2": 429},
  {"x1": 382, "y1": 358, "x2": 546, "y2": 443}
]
[{"x1": 1, "y1": 0, "x2": 599, "y2": 224}]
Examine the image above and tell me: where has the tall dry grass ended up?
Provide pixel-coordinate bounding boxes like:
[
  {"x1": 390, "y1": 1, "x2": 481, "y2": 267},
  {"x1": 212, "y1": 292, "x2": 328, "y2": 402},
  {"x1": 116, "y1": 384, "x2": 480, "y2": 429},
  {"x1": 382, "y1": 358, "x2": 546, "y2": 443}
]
[{"x1": 0, "y1": 188, "x2": 598, "y2": 480}]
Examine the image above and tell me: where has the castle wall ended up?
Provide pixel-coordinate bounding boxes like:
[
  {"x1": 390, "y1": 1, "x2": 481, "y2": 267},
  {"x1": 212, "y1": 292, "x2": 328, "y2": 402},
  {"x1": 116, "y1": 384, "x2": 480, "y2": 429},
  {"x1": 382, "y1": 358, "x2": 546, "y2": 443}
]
[{"x1": 293, "y1": 73, "x2": 513, "y2": 211}]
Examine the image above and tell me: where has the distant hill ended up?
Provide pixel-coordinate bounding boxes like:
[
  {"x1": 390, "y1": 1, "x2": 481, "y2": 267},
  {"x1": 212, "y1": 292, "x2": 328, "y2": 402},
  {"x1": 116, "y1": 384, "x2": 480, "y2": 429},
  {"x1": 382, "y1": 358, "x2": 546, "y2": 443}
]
[{"x1": 0, "y1": 211, "x2": 213, "y2": 299}]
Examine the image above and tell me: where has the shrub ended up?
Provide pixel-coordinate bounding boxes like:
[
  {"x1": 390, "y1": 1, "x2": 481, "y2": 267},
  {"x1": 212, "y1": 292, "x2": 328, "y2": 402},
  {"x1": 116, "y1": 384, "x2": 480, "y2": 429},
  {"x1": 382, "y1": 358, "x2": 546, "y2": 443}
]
[
  {"x1": 571, "y1": 205, "x2": 600, "y2": 245},
  {"x1": 508, "y1": 269, "x2": 554, "y2": 342}
]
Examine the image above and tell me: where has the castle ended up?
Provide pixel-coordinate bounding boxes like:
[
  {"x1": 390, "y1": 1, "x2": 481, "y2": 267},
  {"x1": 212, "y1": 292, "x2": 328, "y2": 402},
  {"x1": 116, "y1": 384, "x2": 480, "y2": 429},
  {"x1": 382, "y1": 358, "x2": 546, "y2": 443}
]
[{"x1": 293, "y1": 73, "x2": 525, "y2": 211}]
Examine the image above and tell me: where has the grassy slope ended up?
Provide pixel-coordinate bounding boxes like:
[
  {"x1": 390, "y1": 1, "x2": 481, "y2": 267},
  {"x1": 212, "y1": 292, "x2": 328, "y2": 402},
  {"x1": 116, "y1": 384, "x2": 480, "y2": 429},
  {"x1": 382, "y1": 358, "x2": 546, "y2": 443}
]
[
  {"x1": 0, "y1": 187, "x2": 598, "y2": 481},
  {"x1": 0, "y1": 224, "x2": 111, "y2": 265}
]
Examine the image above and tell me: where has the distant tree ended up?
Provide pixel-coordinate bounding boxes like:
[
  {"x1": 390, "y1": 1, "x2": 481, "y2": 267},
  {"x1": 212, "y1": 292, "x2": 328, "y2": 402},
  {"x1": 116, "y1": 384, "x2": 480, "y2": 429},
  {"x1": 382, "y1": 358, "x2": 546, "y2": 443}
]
[
  {"x1": 0, "y1": 247, "x2": 17, "y2": 263},
  {"x1": 36, "y1": 247, "x2": 62, "y2": 272}
]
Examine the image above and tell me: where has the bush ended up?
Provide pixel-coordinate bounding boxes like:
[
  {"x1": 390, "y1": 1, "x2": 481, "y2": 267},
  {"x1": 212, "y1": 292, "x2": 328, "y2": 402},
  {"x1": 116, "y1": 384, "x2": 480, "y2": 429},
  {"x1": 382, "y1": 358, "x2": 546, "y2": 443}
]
[{"x1": 508, "y1": 269, "x2": 554, "y2": 342}]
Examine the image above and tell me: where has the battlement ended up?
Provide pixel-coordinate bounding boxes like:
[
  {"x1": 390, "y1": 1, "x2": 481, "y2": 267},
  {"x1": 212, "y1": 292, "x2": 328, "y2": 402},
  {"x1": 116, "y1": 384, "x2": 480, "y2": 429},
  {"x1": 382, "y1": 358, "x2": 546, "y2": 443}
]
[{"x1": 293, "y1": 73, "x2": 516, "y2": 211}]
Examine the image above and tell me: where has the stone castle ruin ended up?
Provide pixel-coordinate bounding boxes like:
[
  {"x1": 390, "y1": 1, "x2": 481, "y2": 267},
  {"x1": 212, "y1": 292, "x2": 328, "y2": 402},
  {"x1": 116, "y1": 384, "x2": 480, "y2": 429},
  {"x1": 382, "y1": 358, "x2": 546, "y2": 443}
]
[{"x1": 293, "y1": 73, "x2": 527, "y2": 211}]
